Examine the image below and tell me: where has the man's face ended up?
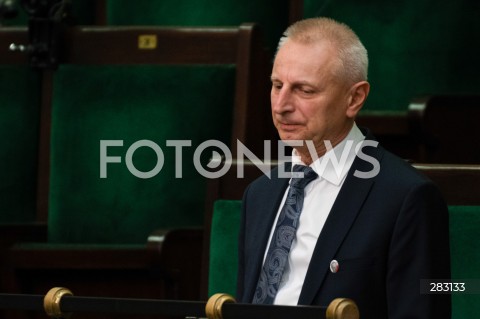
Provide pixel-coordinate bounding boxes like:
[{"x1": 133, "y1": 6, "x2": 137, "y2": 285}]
[{"x1": 271, "y1": 39, "x2": 354, "y2": 151}]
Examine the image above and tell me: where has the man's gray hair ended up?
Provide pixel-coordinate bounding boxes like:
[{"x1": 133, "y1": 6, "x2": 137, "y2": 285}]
[{"x1": 277, "y1": 17, "x2": 368, "y2": 84}]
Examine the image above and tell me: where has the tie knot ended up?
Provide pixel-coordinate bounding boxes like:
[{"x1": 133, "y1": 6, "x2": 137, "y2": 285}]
[{"x1": 290, "y1": 165, "x2": 318, "y2": 190}]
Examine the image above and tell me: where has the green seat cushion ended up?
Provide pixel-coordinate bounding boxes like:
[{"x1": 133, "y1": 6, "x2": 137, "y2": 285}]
[
  {"x1": 0, "y1": 66, "x2": 40, "y2": 223},
  {"x1": 49, "y1": 65, "x2": 234, "y2": 244},
  {"x1": 449, "y1": 206, "x2": 480, "y2": 319},
  {"x1": 208, "y1": 199, "x2": 241, "y2": 297}
]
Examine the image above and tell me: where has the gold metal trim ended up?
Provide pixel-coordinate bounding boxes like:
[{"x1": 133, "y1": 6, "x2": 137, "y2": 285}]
[
  {"x1": 44, "y1": 287, "x2": 73, "y2": 318},
  {"x1": 205, "y1": 293, "x2": 236, "y2": 319},
  {"x1": 326, "y1": 298, "x2": 359, "y2": 319}
]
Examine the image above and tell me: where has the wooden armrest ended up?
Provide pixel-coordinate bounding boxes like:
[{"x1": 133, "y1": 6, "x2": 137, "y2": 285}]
[
  {"x1": 0, "y1": 223, "x2": 47, "y2": 247},
  {"x1": 4, "y1": 228, "x2": 204, "y2": 300}
]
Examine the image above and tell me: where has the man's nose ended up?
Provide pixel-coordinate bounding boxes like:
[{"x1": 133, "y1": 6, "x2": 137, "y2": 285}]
[{"x1": 272, "y1": 88, "x2": 294, "y2": 113}]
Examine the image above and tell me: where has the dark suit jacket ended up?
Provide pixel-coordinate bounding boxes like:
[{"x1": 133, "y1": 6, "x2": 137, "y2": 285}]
[{"x1": 237, "y1": 133, "x2": 451, "y2": 319}]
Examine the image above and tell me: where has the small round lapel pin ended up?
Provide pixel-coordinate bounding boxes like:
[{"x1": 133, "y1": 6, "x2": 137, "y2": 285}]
[{"x1": 330, "y1": 259, "x2": 339, "y2": 273}]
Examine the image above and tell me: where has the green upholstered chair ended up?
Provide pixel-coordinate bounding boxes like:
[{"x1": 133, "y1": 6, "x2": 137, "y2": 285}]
[
  {"x1": 5, "y1": 24, "x2": 269, "y2": 302},
  {"x1": 303, "y1": 0, "x2": 480, "y2": 112},
  {"x1": 449, "y1": 206, "x2": 480, "y2": 319},
  {"x1": 207, "y1": 200, "x2": 480, "y2": 318},
  {"x1": 208, "y1": 199, "x2": 241, "y2": 297},
  {"x1": 106, "y1": 0, "x2": 290, "y2": 50},
  {"x1": 42, "y1": 23, "x2": 269, "y2": 245},
  {"x1": 5, "y1": 65, "x2": 234, "y2": 301},
  {"x1": 0, "y1": 66, "x2": 40, "y2": 223},
  {"x1": 48, "y1": 64, "x2": 234, "y2": 244},
  {"x1": 4, "y1": 64, "x2": 223, "y2": 301}
]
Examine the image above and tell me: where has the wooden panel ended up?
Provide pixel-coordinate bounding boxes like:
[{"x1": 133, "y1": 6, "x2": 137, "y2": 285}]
[
  {"x1": 413, "y1": 164, "x2": 480, "y2": 205},
  {"x1": 205, "y1": 160, "x2": 480, "y2": 206},
  {"x1": 6, "y1": 229, "x2": 203, "y2": 301},
  {"x1": 409, "y1": 95, "x2": 480, "y2": 164},
  {"x1": 356, "y1": 112, "x2": 409, "y2": 136},
  {"x1": 356, "y1": 111, "x2": 421, "y2": 161},
  {"x1": 61, "y1": 26, "x2": 240, "y2": 65}
]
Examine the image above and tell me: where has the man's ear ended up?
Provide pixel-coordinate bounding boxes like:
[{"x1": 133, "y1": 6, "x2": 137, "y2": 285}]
[{"x1": 346, "y1": 81, "x2": 370, "y2": 118}]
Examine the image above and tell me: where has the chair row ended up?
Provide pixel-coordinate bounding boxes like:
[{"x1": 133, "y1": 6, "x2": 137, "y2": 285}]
[
  {"x1": 1, "y1": 23, "x2": 273, "y2": 233},
  {"x1": 3, "y1": 0, "x2": 300, "y2": 51},
  {"x1": 0, "y1": 23, "x2": 275, "y2": 313},
  {"x1": 5, "y1": 0, "x2": 479, "y2": 114}
]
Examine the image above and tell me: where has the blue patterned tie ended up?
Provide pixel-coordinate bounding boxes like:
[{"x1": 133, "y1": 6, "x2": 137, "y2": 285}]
[{"x1": 252, "y1": 164, "x2": 318, "y2": 304}]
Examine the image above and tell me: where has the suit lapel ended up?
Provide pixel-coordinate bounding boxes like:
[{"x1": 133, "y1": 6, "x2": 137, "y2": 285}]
[{"x1": 298, "y1": 134, "x2": 384, "y2": 305}]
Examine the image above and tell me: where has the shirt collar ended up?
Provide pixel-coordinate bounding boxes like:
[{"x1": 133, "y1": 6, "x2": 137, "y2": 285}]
[{"x1": 291, "y1": 123, "x2": 365, "y2": 186}]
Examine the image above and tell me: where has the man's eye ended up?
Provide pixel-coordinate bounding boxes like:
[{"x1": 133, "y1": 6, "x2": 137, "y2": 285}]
[
  {"x1": 272, "y1": 84, "x2": 282, "y2": 90},
  {"x1": 299, "y1": 88, "x2": 314, "y2": 94}
]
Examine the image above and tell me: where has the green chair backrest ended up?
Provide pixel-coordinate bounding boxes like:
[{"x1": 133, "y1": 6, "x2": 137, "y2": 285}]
[
  {"x1": 48, "y1": 65, "x2": 234, "y2": 244},
  {"x1": 207, "y1": 201, "x2": 480, "y2": 317},
  {"x1": 106, "y1": 0, "x2": 290, "y2": 49},
  {"x1": 449, "y1": 205, "x2": 480, "y2": 319},
  {"x1": 208, "y1": 199, "x2": 241, "y2": 297},
  {"x1": 0, "y1": 66, "x2": 40, "y2": 223},
  {"x1": 303, "y1": 0, "x2": 480, "y2": 111}
]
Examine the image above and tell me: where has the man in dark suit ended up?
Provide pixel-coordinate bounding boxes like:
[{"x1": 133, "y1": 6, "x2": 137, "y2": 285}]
[{"x1": 236, "y1": 17, "x2": 451, "y2": 319}]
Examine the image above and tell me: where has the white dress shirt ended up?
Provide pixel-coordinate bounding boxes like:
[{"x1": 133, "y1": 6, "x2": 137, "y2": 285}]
[{"x1": 265, "y1": 123, "x2": 365, "y2": 305}]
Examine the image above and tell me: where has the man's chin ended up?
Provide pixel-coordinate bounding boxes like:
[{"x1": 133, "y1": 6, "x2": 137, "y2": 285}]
[{"x1": 279, "y1": 137, "x2": 309, "y2": 147}]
